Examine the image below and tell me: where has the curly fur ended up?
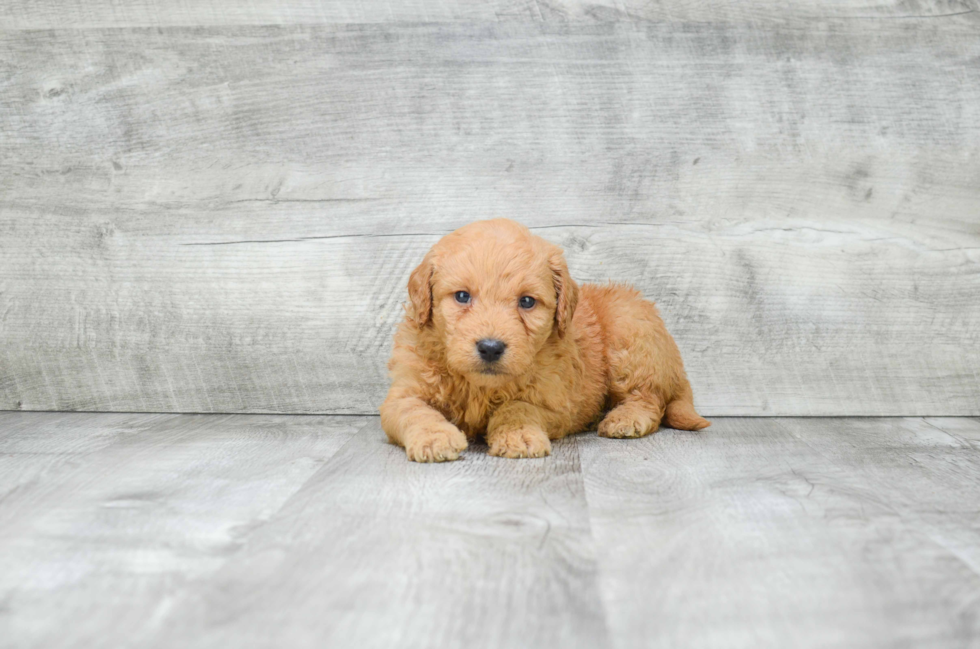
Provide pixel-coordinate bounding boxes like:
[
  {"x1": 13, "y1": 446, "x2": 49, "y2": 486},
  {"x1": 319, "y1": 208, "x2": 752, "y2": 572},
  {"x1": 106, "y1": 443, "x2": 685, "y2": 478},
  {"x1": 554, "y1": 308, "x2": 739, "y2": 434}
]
[{"x1": 380, "y1": 219, "x2": 709, "y2": 462}]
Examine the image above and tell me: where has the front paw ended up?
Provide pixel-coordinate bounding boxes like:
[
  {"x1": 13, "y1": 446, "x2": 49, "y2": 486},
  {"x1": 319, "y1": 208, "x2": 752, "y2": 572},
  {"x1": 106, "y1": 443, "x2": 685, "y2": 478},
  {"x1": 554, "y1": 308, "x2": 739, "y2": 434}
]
[
  {"x1": 404, "y1": 425, "x2": 468, "y2": 463},
  {"x1": 488, "y1": 427, "x2": 552, "y2": 459}
]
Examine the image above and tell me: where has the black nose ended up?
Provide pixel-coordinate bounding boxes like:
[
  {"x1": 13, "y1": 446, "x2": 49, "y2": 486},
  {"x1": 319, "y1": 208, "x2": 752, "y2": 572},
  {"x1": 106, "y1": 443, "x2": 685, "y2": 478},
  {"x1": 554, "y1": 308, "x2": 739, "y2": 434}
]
[{"x1": 476, "y1": 338, "x2": 507, "y2": 363}]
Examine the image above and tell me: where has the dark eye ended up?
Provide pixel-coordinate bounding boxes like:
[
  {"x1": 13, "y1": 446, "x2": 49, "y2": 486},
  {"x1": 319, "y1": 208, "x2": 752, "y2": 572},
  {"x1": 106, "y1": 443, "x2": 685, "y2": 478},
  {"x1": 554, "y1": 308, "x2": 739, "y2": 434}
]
[
  {"x1": 519, "y1": 296, "x2": 536, "y2": 309},
  {"x1": 454, "y1": 291, "x2": 471, "y2": 304}
]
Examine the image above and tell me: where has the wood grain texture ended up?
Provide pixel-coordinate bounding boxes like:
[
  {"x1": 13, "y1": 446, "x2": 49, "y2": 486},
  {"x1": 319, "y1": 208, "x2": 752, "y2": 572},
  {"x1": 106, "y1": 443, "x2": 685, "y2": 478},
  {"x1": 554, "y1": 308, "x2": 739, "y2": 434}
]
[
  {"x1": 0, "y1": 412, "x2": 366, "y2": 648},
  {"x1": 146, "y1": 427, "x2": 607, "y2": 649},
  {"x1": 0, "y1": 412, "x2": 608, "y2": 649},
  {"x1": 1, "y1": 22, "x2": 979, "y2": 415},
  {"x1": 579, "y1": 417, "x2": 980, "y2": 648},
  {"x1": 3, "y1": 0, "x2": 979, "y2": 27},
  {"x1": 2, "y1": 413, "x2": 979, "y2": 647}
]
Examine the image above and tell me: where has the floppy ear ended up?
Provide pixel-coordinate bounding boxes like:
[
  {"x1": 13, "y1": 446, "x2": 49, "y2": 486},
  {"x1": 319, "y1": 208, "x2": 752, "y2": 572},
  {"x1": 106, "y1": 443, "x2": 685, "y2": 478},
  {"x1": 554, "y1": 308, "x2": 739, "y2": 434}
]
[
  {"x1": 406, "y1": 255, "x2": 434, "y2": 328},
  {"x1": 549, "y1": 248, "x2": 579, "y2": 338}
]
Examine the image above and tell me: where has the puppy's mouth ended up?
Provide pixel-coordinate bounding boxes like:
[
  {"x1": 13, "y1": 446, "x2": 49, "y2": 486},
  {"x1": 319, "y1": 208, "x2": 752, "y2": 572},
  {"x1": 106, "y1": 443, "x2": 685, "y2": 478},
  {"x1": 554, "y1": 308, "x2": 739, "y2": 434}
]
[{"x1": 477, "y1": 365, "x2": 507, "y2": 376}]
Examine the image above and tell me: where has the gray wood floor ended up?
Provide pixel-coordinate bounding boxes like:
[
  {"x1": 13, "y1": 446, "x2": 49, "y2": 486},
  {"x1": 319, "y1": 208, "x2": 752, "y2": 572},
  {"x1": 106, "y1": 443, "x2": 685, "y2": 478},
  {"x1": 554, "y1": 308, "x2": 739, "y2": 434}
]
[{"x1": 2, "y1": 412, "x2": 978, "y2": 648}]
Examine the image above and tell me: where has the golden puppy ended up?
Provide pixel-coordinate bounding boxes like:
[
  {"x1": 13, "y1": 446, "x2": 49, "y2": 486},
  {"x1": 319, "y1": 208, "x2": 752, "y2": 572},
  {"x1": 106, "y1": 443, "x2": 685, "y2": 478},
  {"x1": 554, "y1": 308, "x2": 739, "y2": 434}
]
[{"x1": 380, "y1": 219, "x2": 709, "y2": 462}]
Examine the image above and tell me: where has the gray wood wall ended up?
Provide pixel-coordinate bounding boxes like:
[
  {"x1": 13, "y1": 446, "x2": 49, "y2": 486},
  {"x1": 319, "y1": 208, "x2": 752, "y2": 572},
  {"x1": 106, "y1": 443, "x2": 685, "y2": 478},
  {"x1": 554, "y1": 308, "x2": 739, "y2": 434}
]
[{"x1": 1, "y1": 1, "x2": 979, "y2": 416}]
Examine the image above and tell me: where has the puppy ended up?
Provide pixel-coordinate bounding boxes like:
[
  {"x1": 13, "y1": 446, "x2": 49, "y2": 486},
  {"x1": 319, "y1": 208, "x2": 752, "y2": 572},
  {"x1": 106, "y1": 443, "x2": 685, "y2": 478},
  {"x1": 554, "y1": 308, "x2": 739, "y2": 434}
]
[{"x1": 380, "y1": 219, "x2": 709, "y2": 462}]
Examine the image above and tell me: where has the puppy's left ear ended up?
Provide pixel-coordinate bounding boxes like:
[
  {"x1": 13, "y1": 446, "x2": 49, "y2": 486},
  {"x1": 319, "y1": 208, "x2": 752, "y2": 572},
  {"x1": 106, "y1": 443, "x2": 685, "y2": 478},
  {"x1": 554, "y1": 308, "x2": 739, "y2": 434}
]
[
  {"x1": 549, "y1": 247, "x2": 579, "y2": 338},
  {"x1": 407, "y1": 254, "x2": 435, "y2": 328}
]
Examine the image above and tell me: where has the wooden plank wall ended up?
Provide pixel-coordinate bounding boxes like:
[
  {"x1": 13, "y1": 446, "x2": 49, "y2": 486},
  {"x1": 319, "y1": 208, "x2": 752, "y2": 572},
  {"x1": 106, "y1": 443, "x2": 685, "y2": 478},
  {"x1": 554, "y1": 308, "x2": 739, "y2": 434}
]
[{"x1": 1, "y1": 2, "x2": 978, "y2": 415}]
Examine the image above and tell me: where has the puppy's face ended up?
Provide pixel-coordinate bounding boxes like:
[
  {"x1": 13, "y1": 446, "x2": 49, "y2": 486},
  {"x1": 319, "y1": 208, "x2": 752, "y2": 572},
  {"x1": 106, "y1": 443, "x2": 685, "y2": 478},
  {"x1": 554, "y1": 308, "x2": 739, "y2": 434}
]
[{"x1": 407, "y1": 219, "x2": 578, "y2": 386}]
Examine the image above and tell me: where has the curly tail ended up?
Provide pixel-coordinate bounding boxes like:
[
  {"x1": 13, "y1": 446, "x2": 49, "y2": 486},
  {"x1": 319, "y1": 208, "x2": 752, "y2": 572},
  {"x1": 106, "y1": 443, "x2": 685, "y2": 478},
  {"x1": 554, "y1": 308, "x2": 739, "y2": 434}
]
[{"x1": 664, "y1": 380, "x2": 710, "y2": 431}]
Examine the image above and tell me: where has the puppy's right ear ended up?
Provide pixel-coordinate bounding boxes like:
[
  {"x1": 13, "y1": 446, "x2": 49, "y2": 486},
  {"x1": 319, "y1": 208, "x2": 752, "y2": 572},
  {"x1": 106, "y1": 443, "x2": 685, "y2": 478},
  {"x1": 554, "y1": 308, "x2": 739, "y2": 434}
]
[{"x1": 407, "y1": 255, "x2": 434, "y2": 328}]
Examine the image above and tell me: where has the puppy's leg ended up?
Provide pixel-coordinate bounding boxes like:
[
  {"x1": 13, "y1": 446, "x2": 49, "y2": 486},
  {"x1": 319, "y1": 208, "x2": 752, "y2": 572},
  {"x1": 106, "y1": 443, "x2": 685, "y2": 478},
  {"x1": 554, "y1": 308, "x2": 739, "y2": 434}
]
[
  {"x1": 486, "y1": 401, "x2": 555, "y2": 459},
  {"x1": 597, "y1": 285, "x2": 710, "y2": 437},
  {"x1": 380, "y1": 395, "x2": 468, "y2": 463},
  {"x1": 598, "y1": 392, "x2": 665, "y2": 438}
]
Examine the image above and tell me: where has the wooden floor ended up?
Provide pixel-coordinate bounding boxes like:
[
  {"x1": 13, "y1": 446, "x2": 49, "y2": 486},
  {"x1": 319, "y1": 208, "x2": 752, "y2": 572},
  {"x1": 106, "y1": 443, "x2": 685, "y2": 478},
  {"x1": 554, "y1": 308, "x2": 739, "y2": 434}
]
[{"x1": 1, "y1": 413, "x2": 978, "y2": 647}]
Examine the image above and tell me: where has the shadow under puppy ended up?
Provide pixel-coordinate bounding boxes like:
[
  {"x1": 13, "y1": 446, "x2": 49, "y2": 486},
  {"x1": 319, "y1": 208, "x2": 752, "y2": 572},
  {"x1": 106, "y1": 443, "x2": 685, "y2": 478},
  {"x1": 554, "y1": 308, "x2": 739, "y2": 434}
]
[{"x1": 381, "y1": 219, "x2": 709, "y2": 462}]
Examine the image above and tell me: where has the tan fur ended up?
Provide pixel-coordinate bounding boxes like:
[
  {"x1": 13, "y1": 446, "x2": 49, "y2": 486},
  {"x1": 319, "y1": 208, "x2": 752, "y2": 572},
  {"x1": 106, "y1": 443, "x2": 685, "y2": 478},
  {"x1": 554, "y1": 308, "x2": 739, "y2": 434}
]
[{"x1": 380, "y1": 219, "x2": 710, "y2": 462}]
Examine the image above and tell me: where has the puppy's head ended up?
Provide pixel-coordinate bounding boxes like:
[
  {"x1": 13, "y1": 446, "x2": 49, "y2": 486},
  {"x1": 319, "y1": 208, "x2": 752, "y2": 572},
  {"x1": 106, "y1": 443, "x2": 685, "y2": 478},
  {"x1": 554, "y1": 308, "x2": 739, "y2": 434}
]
[{"x1": 407, "y1": 219, "x2": 578, "y2": 385}]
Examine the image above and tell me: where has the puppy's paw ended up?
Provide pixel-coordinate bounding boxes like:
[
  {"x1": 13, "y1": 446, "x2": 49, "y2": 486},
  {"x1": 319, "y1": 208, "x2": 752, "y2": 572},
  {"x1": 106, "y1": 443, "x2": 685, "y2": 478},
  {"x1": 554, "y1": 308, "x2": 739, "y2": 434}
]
[
  {"x1": 598, "y1": 407, "x2": 660, "y2": 439},
  {"x1": 488, "y1": 427, "x2": 552, "y2": 459},
  {"x1": 405, "y1": 425, "x2": 468, "y2": 463}
]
